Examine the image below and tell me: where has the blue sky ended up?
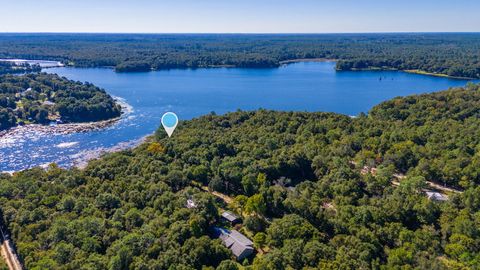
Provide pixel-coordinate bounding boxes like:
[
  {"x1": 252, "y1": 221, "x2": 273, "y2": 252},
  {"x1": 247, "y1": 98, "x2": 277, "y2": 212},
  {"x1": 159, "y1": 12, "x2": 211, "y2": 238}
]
[{"x1": 1, "y1": 0, "x2": 479, "y2": 33}]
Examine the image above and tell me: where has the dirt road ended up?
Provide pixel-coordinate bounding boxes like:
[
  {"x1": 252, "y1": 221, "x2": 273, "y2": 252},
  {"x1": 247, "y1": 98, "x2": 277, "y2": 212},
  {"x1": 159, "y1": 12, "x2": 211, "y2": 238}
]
[{"x1": 0, "y1": 227, "x2": 22, "y2": 270}]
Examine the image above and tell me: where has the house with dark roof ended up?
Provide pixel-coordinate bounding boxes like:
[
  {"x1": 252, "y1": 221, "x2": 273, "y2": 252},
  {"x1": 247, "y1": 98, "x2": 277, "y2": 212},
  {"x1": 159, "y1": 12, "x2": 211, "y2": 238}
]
[
  {"x1": 214, "y1": 228, "x2": 254, "y2": 261},
  {"x1": 221, "y1": 211, "x2": 241, "y2": 225}
]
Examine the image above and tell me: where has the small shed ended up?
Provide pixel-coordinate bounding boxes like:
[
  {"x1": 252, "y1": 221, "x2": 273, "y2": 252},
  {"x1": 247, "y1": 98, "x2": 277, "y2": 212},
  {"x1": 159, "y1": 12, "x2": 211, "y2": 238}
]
[
  {"x1": 221, "y1": 211, "x2": 241, "y2": 225},
  {"x1": 426, "y1": 191, "x2": 448, "y2": 201}
]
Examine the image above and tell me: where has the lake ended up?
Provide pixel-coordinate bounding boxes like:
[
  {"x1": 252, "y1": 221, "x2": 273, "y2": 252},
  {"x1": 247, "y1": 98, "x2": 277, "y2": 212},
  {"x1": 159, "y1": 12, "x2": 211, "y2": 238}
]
[{"x1": 1, "y1": 61, "x2": 477, "y2": 172}]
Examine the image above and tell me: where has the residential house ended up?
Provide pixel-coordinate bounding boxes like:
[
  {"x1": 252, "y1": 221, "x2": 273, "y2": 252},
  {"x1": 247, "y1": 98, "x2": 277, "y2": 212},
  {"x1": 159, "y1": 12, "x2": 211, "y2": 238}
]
[{"x1": 214, "y1": 228, "x2": 254, "y2": 261}]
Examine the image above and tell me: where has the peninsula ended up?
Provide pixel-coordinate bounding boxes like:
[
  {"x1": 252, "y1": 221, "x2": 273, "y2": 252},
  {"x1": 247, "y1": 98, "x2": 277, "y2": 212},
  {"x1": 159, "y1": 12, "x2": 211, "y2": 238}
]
[{"x1": 0, "y1": 73, "x2": 122, "y2": 131}]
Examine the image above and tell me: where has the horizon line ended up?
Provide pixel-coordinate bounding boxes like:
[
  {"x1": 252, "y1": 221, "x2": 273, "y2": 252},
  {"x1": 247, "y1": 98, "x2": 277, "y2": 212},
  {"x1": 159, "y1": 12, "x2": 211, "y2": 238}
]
[{"x1": 1, "y1": 31, "x2": 480, "y2": 35}]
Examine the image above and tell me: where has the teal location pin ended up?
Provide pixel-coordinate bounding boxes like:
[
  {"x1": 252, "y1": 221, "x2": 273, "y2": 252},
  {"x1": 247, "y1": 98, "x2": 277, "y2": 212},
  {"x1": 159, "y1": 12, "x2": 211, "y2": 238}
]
[{"x1": 161, "y1": 112, "x2": 178, "y2": 137}]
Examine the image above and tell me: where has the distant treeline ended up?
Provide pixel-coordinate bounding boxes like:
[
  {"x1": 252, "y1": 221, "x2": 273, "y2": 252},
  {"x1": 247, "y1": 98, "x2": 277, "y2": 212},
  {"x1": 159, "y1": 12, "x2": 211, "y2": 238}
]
[
  {"x1": 0, "y1": 33, "x2": 479, "y2": 77},
  {"x1": 0, "y1": 73, "x2": 121, "y2": 130}
]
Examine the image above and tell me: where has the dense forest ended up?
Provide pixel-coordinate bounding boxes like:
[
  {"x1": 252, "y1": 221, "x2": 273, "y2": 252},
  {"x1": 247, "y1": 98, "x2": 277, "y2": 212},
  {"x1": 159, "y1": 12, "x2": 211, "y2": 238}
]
[
  {"x1": 0, "y1": 33, "x2": 479, "y2": 78},
  {"x1": 1, "y1": 83, "x2": 480, "y2": 269},
  {"x1": 0, "y1": 61, "x2": 41, "y2": 75},
  {"x1": 0, "y1": 73, "x2": 121, "y2": 131}
]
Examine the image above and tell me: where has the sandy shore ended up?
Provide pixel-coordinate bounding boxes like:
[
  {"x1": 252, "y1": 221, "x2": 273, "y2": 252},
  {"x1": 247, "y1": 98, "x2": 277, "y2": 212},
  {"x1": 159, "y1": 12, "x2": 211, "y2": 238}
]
[{"x1": 403, "y1": 69, "x2": 475, "y2": 80}]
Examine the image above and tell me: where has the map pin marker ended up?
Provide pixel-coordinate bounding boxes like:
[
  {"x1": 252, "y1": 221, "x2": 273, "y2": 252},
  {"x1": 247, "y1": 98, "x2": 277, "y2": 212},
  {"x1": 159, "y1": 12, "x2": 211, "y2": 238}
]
[{"x1": 161, "y1": 112, "x2": 178, "y2": 137}]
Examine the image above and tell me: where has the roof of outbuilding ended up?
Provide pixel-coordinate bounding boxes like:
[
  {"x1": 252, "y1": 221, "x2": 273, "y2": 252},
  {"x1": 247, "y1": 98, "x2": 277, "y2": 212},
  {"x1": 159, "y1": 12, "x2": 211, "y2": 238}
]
[
  {"x1": 221, "y1": 211, "x2": 240, "y2": 221},
  {"x1": 426, "y1": 191, "x2": 448, "y2": 201}
]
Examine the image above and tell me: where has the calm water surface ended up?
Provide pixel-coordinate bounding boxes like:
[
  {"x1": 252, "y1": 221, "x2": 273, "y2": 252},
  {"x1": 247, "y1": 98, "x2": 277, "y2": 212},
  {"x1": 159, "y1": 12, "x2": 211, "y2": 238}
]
[{"x1": 1, "y1": 62, "x2": 477, "y2": 171}]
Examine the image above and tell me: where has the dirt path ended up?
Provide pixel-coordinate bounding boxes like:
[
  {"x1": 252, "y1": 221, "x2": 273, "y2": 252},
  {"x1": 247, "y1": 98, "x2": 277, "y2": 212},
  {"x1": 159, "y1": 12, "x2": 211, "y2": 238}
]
[
  {"x1": 0, "y1": 229, "x2": 22, "y2": 270},
  {"x1": 392, "y1": 173, "x2": 462, "y2": 194},
  {"x1": 199, "y1": 186, "x2": 234, "y2": 204},
  {"x1": 355, "y1": 161, "x2": 463, "y2": 195}
]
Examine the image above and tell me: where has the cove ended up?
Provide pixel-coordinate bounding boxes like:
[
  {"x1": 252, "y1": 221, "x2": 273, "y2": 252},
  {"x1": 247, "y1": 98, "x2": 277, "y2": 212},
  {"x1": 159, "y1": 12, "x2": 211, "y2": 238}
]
[{"x1": 1, "y1": 61, "x2": 477, "y2": 172}]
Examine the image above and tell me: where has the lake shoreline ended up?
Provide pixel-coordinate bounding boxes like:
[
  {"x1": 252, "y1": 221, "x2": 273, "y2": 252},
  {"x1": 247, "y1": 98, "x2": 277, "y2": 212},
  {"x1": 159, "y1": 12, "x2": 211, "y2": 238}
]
[
  {"x1": 280, "y1": 58, "x2": 337, "y2": 64},
  {"x1": 0, "y1": 98, "x2": 139, "y2": 174},
  {"x1": 2, "y1": 61, "x2": 477, "y2": 172},
  {"x1": 403, "y1": 69, "x2": 476, "y2": 80},
  {"x1": 1, "y1": 134, "x2": 150, "y2": 175},
  {"x1": 70, "y1": 58, "x2": 338, "y2": 71},
  {"x1": 0, "y1": 117, "x2": 119, "y2": 138},
  {"x1": 335, "y1": 66, "x2": 475, "y2": 80},
  {"x1": 0, "y1": 97, "x2": 131, "y2": 138},
  {"x1": 72, "y1": 134, "x2": 151, "y2": 170},
  {"x1": 29, "y1": 58, "x2": 476, "y2": 80}
]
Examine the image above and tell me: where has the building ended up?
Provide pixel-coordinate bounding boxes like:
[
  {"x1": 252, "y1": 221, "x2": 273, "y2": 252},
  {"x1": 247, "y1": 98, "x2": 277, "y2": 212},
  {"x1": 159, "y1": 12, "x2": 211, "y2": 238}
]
[
  {"x1": 186, "y1": 199, "x2": 197, "y2": 209},
  {"x1": 42, "y1": 100, "x2": 56, "y2": 106},
  {"x1": 214, "y1": 228, "x2": 254, "y2": 261},
  {"x1": 426, "y1": 191, "x2": 448, "y2": 201},
  {"x1": 20, "y1": 88, "x2": 32, "y2": 97},
  {"x1": 221, "y1": 211, "x2": 241, "y2": 225}
]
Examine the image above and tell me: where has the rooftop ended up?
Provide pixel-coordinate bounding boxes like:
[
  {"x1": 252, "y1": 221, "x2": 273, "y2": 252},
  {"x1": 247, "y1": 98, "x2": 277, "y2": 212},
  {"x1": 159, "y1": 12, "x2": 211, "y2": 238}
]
[
  {"x1": 426, "y1": 191, "x2": 448, "y2": 201},
  {"x1": 226, "y1": 230, "x2": 253, "y2": 246},
  {"x1": 218, "y1": 229, "x2": 253, "y2": 260},
  {"x1": 42, "y1": 100, "x2": 56, "y2": 106},
  {"x1": 186, "y1": 199, "x2": 197, "y2": 209},
  {"x1": 221, "y1": 211, "x2": 240, "y2": 222}
]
